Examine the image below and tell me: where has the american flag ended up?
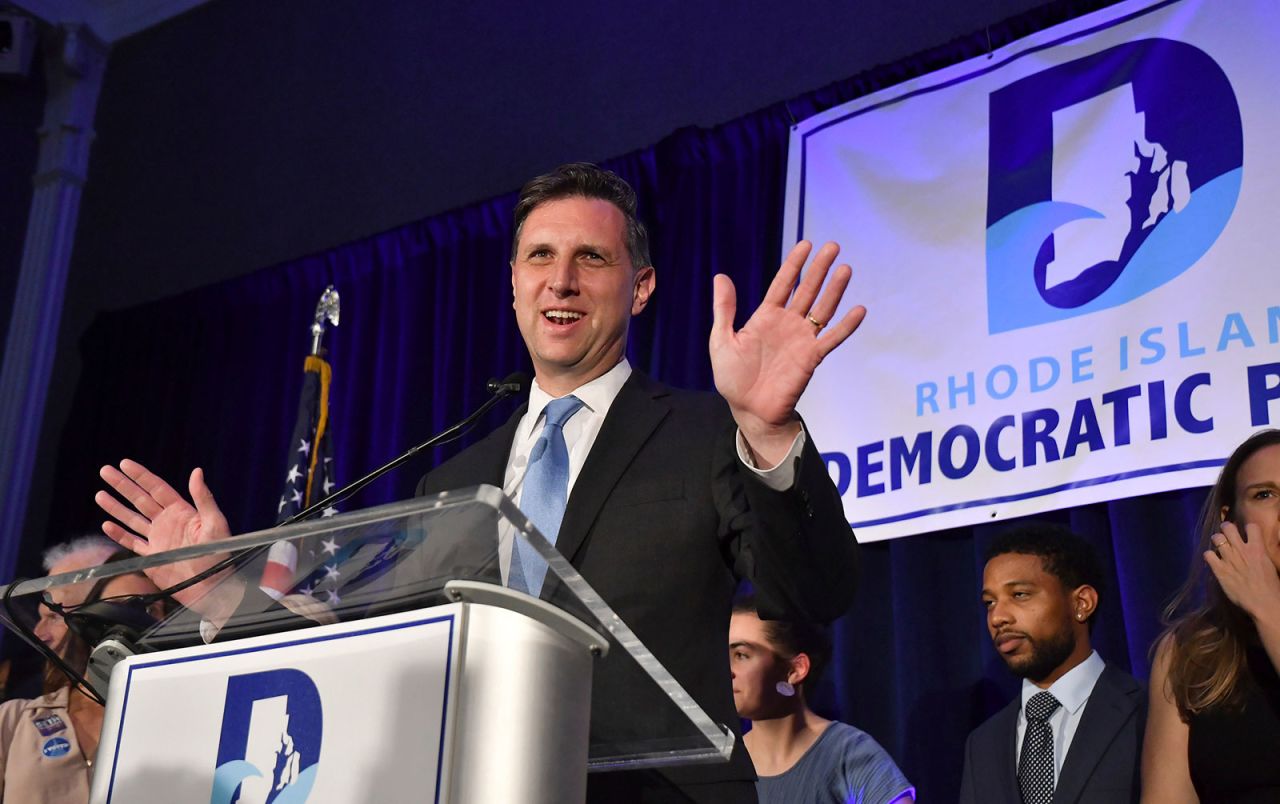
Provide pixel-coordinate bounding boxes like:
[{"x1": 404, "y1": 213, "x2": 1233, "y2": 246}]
[{"x1": 260, "y1": 355, "x2": 340, "y2": 600}]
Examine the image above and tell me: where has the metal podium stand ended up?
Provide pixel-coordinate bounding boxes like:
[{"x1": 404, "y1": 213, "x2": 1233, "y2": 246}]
[{"x1": 0, "y1": 486, "x2": 733, "y2": 803}]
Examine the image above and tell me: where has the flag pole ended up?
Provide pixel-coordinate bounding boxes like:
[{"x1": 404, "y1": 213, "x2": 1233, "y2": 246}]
[{"x1": 262, "y1": 286, "x2": 342, "y2": 599}]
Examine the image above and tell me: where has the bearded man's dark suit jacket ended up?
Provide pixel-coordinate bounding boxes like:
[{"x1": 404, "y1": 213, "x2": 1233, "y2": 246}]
[
  {"x1": 957, "y1": 663, "x2": 1145, "y2": 804},
  {"x1": 416, "y1": 370, "x2": 859, "y2": 799}
]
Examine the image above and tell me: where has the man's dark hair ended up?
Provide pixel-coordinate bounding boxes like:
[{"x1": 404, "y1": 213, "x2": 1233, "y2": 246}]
[
  {"x1": 732, "y1": 596, "x2": 832, "y2": 695},
  {"x1": 511, "y1": 162, "x2": 651, "y2": 269},
  {"x1": 985, "y1": 521, "x2": 1105, "y2": 625}
]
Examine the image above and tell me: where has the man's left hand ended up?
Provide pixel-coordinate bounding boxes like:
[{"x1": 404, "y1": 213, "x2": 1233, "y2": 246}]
[{"x1": 710, "y1": 240, "x2": 866, "y2": 468}]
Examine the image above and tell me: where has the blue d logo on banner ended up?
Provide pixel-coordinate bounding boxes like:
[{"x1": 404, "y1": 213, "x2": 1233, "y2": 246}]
[
  {"x1": 985, "y1": 38, "x2": 1243, "y2": 334},
  {"x1": 784, "y1": 0, "x2": 1275, "y2": 540},
  {"x1": 212, "y1": 669, "x2": 323, "y2": 804}
]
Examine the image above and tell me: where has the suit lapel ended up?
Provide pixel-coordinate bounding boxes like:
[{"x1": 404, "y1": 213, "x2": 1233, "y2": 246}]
[
  {"x1": 479, "y1": 410, "x2": 523, "y2": 486},
  {"x1": 1053, "y1": 664, "x2": 1140, "y2": 804},
  {"x1": 410, "y1": 405, "x2": 525, "y2": 585},
  {"x1": 991, "y1": 697, "x2": 1023, "y2": 804},
  {"x1": 445, "y1": 403, "x2": 525, "y2": 489},
  {"x1": 554, "y1": 372, "x2": 670, "y2": 563}
]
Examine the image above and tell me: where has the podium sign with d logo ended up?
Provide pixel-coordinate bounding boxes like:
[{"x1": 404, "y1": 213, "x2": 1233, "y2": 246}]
[
  {"x1": 212, "y1": 669, "x2": 324, "y2": 804},
  {"x1": 92, "y1": 609, "x2": 458, "y2": 803}
]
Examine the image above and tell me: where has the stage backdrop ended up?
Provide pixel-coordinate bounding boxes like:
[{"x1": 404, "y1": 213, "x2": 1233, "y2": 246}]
[
  {"x1": 786, "y1": 0, "x2": 1280, "y2": 541},
  {"x1": 41, "y1": 1, "x2": 1222, "y2": 800}
]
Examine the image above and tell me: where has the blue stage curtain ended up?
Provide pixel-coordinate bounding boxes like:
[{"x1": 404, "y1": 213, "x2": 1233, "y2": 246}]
[{"x1": 50, "y1": 1, "x2": 1194, "y2": 798}]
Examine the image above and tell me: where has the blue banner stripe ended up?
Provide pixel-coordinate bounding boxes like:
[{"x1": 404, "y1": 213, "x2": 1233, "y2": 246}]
[{"x1": 849, "y1": 457, "x2": 1222, "y2": 529}]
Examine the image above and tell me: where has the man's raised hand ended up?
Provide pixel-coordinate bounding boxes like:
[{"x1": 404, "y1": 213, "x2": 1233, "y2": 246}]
[{"x1": 709, "y1": 241, "x2": 866, "y2": 466}]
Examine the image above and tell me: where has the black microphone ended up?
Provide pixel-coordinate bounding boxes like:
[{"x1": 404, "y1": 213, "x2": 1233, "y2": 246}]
[
  {"x1": 148, "y1": 372, "x2": 531, "y2": 603},
  {"x1": 281, "y1": 371, "x2": 529, "y2": 524},
  {"x1": 487, "y1": 371, "x2": 531, "y2": 397},
  {"x1": 64, "y1": 599, "x2": 161, "y2": 648}
]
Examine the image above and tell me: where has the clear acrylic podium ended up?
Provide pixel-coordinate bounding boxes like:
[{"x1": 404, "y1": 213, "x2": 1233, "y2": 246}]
[{"x1": 0, "y1": 486, "x2": 733, "y2": 803}]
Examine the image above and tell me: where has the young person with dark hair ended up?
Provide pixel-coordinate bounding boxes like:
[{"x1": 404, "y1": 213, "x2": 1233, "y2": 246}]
[
  {"x1": 1143, "y1": 429, "x2": 1280, "y2": 802},
  {"x1": 960, "y1": 522, "x2": 1145, "y2": 804},
  {"x1": 730, "y1": 598, "x2": 913, "y2": 804}
]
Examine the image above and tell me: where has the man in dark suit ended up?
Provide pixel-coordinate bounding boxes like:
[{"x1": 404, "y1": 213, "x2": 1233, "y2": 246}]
[
  {"x1": 419, "y1": 164, "x2": 862, "y2": 802},
  {"x1": 96, "y1": 163, "x2": 865, "y2": 802},
  {"x1": 959, "y1": 523, "x2": 1144, "y2": 804}
]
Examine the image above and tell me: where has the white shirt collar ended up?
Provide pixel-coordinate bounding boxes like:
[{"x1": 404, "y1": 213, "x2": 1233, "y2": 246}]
[
  {"x1": 524, "y1": 358, "x2": 633, "y2": 438},
  {"x1": 1020, "y1": 649, "x2": 1105, "y2": 716}
]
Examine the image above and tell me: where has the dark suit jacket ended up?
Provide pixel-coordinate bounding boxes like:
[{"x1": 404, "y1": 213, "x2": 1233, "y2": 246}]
[
  {"x1": 958, "y1": 663, "x2": 1145, "y2": 804},
  {"x1": 416, "y1": 370, "x2": 859, "y2": 787}
]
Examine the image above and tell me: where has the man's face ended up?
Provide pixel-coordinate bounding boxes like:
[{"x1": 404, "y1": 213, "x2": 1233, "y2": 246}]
[
  {"x1": 511, "y1": 196, "x2": 655, "y2": 394},
  {"x1": 981, "y1": 552, "x2": 1077, "y2": 683},
  {"x1": 1228, "y1": 443, "x2": 1280, "y2": 572}
]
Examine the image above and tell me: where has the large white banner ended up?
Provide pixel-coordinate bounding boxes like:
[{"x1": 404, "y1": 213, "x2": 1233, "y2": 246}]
[{"x1": 786, "y1": 0, "x2": 1280, "y2": 541}]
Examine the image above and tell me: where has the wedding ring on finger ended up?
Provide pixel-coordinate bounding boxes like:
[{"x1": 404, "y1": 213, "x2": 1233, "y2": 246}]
[{"x1": 806, "y1": 313, "x2": 825, "y2": 330}]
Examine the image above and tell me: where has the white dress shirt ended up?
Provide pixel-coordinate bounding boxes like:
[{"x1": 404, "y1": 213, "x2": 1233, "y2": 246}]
[
  {"x1": 1014, "y1": 649, "x2": 1107, "y2": 782},
  {"x1": 497, "y1": 358, "x2": 805, "y2": 582}
]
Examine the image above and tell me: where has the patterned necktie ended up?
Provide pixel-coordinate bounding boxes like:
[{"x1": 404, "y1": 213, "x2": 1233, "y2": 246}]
[
  {"x1": 1019, "y1": 691, "x2": 1061, "y2": 804},
  {"x1": 509, "y1": 395, "x2": 584, "y2": 596}
]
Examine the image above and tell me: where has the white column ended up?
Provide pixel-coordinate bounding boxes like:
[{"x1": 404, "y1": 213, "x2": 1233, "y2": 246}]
[{"x1": 0, "y1": 24, "x2": 108, "y2": 576}]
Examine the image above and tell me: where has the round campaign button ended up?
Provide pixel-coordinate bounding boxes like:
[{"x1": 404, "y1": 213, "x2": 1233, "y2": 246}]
[{"x1": 42, "y1": 737, "x2": 71, "y2": 758}]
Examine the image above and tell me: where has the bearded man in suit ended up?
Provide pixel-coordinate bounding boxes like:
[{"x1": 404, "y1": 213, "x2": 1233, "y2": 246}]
[{"x1": 960, "y1": 522, "x2": 1145, "y2": 804}]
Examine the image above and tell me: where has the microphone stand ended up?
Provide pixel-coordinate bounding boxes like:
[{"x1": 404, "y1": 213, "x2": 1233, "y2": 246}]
[
  {"x1": 279, "y1": 373, "x2": 528, "y2": 527},
  {"x1": 150, "y1": 372, "x2": 530, "y2": 602}
]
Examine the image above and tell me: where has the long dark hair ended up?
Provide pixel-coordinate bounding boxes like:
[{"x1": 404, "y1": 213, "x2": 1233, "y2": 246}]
[{"x1": 1161, "y1": 429, "x2": 1280, "y2": 716}]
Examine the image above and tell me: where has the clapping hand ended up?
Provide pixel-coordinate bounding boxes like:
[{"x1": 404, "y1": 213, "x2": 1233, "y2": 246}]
[{"x1": 96, "y1": 459, "x2": 236, "y2": 611}]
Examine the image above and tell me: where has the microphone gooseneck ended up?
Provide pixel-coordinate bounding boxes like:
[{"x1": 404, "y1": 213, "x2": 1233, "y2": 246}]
[{"x1": 147, "y1": 373, "x2": 530, "y2": 608}]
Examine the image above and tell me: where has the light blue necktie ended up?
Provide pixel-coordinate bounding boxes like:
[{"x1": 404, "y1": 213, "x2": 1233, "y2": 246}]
[{"x1": 510, "y1": 395, "x2": 584, "y2": 596}]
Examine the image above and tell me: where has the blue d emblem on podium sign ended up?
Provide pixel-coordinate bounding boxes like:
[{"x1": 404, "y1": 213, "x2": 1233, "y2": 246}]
[{"x1": 212, "y1": 668, "x2": 324, "y2": 804}]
